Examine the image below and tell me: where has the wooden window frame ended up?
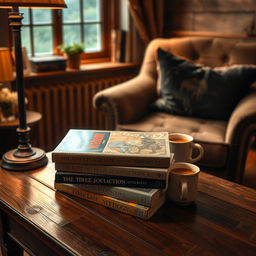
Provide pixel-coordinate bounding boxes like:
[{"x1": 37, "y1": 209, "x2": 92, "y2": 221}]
[{"x1": 22, "y1": 0, "x2": 111, "y2": 61}]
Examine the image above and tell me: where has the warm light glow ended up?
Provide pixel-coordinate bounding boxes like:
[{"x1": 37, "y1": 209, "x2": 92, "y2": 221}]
[
  {"x1": 0, "y1": 48, "x2": 14, "y2": 82},
  {"x1": 0, "y1": 0, "x2": 67, "y2": 8}
]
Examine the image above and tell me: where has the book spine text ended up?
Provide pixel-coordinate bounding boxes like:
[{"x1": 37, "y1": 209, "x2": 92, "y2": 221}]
[
  {"x1": 52, "y1": 153, "x2": 170, "y2": 168},
  {"x1": 55, "y1": 173, "x2": 166, "y2": 189},
  {"x1": 55, "y1": 183, "x2": 150, "y2": 219},
  {"x1": 77, "y1": 185, "x2": 155, "y2": 206},
  {"x1": 54, "y1": 163, "x2": 167, "y2": 180}
]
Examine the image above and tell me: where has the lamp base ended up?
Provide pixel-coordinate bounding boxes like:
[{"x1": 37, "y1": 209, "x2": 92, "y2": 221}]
[{"x1": 1, "y1": 147, "x2": 48, "y2": 171}]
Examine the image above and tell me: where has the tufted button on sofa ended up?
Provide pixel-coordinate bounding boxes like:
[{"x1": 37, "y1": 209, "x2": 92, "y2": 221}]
[{"x1": 93, "y1": 37, "x2": 256, "y2": 183}]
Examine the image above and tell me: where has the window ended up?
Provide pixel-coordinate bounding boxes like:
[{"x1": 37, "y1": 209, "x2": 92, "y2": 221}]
[
  {"x1": 21, "y1": 8, "x2": 53, "y2": 56},
  {"x1": 20, "y1": 0, "x2": 110, "y2": 60}
]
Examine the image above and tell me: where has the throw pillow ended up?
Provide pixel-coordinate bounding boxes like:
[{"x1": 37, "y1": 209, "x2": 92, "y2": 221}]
[{"x1": 152, "y1": 48, "x2": 256, "y2": 120}]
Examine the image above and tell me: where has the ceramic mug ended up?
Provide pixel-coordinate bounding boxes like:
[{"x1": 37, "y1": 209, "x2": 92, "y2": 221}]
[
  {"x1": 169, "y1": 133, "x2": 204, "y2": 163},
  {"x1": 168, "y1": 162, "x2": 200, "y2": 205}
]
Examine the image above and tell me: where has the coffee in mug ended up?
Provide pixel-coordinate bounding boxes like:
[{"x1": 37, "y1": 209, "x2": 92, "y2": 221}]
[
  {"x1": 169, "y1": 133, "x2": 204, "y2": 163},
  {"x1": 171, "y1": 168, "x2": 195, "y2": 175},
  {"x1": 169, "y1": 137, "x2": 190, "y2": 143},
  {"x1": 168, "y1": 162, "x2": 200, "y2": 205}
]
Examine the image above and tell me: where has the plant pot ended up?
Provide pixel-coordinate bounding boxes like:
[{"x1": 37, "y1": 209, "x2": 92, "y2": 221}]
[{"x1": 66, "y1": 53, "x2": 81, "y2": 70}]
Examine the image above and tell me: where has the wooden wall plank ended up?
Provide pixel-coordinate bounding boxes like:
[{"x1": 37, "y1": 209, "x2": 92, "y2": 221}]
[
  {"x1": 165, "y1": 0, "x2": 256, "y2": 37},
  {"x1": 168, "y1": 0, "x2": 256, "y2": 12},
  {"x1": 168, "y1": 13, "x2": 194, "y2": 31},
  {"x1": 194, "y1": 13, "x2": 254, "y2": 34}
]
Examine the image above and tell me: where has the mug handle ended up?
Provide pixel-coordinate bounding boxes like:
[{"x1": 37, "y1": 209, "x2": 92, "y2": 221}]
[
  {"x1": 190, "y1": 143, "x2": 204, "y2": 163},
  {"x1": 180, "y1": 181, "x2": 188, "y2": 201}
]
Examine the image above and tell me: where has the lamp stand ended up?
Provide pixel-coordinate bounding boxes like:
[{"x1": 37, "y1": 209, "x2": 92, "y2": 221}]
[{"x1": 1, "y1": 7, "x2": 48, "y2": 171}]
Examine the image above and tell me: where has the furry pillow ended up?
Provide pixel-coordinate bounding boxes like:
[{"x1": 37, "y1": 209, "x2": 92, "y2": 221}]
[{"x1": 152, "y1": 48, "x2": 256, "y2": 120}]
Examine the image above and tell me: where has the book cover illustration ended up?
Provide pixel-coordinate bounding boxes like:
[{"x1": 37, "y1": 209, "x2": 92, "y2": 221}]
[
  {"x1": 53, "y1": 130, "x2": 169, "y2": 157},
  {"x1": 52, "y1": 130, "x2": 171, "y2": 167}
]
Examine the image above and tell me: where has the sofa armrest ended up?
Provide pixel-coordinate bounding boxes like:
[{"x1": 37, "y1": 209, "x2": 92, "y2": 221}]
[
  {"x1": 225, "y1": 93, "x2": 256, "y2": 182},
  {"x1": 225, "y1": 93, "x2": 256, "y2": 144},
  {"x1": 93, "y1": 74, "x2": 157, "y2": 130}
]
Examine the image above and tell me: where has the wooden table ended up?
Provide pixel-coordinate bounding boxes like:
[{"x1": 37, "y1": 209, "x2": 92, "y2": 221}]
[{"x1": 0, "y1": 156, "x2": 256, "y2": 256}]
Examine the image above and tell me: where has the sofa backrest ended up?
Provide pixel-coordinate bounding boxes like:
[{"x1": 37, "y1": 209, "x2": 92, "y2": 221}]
[{"x1": 141, "y1": 37, "x2": 256, "y2": 79}]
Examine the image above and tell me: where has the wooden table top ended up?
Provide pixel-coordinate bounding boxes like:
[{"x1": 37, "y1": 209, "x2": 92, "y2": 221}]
[
  {"x1": 0, "y1": 110, "x2": 41, "y2": 129},
  {"x1": 0, "y1": 154, "x2": 256, "y2": 256}
]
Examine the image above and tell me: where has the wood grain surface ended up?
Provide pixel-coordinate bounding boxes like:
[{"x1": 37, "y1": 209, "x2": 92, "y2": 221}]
[{"x1": 0, "y1": 154, "x2": 255, "y2": 255}]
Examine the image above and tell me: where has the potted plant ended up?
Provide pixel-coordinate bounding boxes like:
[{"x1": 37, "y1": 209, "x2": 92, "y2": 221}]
[
  {"x1": 58, "y1": 42, "x2": 84, "y2": 70},
  {"x1": 0, "y1": 87, "x2": 18, "y2": 122}
]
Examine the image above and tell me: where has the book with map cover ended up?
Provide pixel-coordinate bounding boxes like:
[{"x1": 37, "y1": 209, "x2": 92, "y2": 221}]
[
  {"x1": 52, "y1": 129, "x2": 171, "y2": 168},
  {"x1": 54, "y1": 182, "x2": 166, "y2": 219}
]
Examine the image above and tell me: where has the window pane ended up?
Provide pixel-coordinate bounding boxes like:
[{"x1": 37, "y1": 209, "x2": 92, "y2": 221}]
[
  {"x1": 83, "y1": 0, "x2": 100, "y2": 22},
  {"x1": 84, "y1": 24, "x2": 101, "y2": 52},
  {"x1": 21, "y1": 27, "x2": 31, "y2": 55},
  {"x1": 34, "y1": 26, "x2": 53, "y2": 55},
  {"x1": 33, "y1": 9, "x2": 52, "y2": 24},
  {"x1": 63, "y1": 25, "x2": 81, "y2": 45},
  {"x1": 63, "y1": 0, "x2": 81, "y2": 23},
  {"x1": 20, "y1": 8, "x2": 29, "y2": 24}
]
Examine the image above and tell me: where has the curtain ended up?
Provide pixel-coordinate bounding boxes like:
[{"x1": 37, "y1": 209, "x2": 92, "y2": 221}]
[{"x1": 126, "y1": 0, "x2": 165, "y2": 44}]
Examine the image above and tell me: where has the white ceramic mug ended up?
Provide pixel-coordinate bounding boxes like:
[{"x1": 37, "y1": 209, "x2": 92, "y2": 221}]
[
  {"x1": 169, "y1": 133, "x2": 204, "y2": 163},
  {"x1": 168, "y1": 162, "x2": 200, "y2": 205}
]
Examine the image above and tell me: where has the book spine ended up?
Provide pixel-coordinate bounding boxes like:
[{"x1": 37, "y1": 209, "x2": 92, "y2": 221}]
[
  {"x1": 55, "y1": 183, "x2": 151, "y2": 219},
  {"x1": 124, "y1": 31, "x2": 131, "y2": 63},
  {"x1": 119, "y1": 30, "x2": 126, "y2": 62},
  {"x1": 55, "y1": 163, "x2": 167, "y2": 180},
  {"x1": 55, "y1": 172, "x2": 166, "y2": 189},
  {"x1": 52, "y1": 153, "x2": 170, "y2": 168},
  {"x1": 76, "y1": 185, "x2": 158, "y2": 207},
  {"x1": 111, "y1": 29, "x2": 118, "y2": 62}
]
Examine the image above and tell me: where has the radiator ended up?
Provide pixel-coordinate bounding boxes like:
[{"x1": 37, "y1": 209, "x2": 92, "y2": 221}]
[{"x1": 25, "y1": 76, "x2": 132, "y2": 152}]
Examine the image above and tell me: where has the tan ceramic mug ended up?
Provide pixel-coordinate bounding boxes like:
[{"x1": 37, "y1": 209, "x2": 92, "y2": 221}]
[
  {"x1": 169, "y1": 133, "x2": 204, "y2": 163},
  {"x1": 168, "y1": 162, "x2": 200, "y2": 205}
]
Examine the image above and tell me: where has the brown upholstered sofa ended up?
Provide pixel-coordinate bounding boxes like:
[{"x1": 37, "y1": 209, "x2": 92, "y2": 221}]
[{"x1": 93, "y1": 37, "x2": 256, "y2": 183}]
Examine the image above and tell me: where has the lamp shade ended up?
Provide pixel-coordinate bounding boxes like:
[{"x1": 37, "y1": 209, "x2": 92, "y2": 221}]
[
  {"x1": 0, "y1": 0, "x2": 67, "y2": 8},
  {"x1": 0, "y1": 48, "x2": 14, "y2": 82}
]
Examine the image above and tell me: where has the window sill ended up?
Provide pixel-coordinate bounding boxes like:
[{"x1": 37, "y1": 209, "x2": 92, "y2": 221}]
[
  {"x1": 25, "y1": 62, "x2": 140, "y2": 78},
  {"x1": 24, "y1": 62, "x2": 140, "y2": 88}
]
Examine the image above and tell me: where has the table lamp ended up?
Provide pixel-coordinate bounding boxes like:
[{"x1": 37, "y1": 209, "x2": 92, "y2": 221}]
[
  {"x1": 0, "y1": 0, "x2": 67, "y2": 171},
  {"x1": 0, "y1": 47, "x2": 14, "y2": 87}
]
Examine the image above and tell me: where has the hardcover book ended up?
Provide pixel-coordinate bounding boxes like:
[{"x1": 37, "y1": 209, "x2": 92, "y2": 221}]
[
  {"x1": 63, "y1": 184, "x2": 165, "y2": 207},
  {"x1": 52, "y1": 129, "x2": 171, "y2": 168},
  {"x1": 54, "y1": 183, "x2": 166, "y2": 219},
  {"x1": 54, "y1": 172, "x2": 166, "y2": 189},
  {"x1": 54, "y1": 161, "x2": 174, "y2": 180},
  {"x1": 30, "y1": 55, "x2": 67, "y2": 73}
]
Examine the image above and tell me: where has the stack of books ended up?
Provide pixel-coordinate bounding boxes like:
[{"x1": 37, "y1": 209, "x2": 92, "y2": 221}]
[{"x1": 52, "y1": 129, "x2": 173, "y2": 219}]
